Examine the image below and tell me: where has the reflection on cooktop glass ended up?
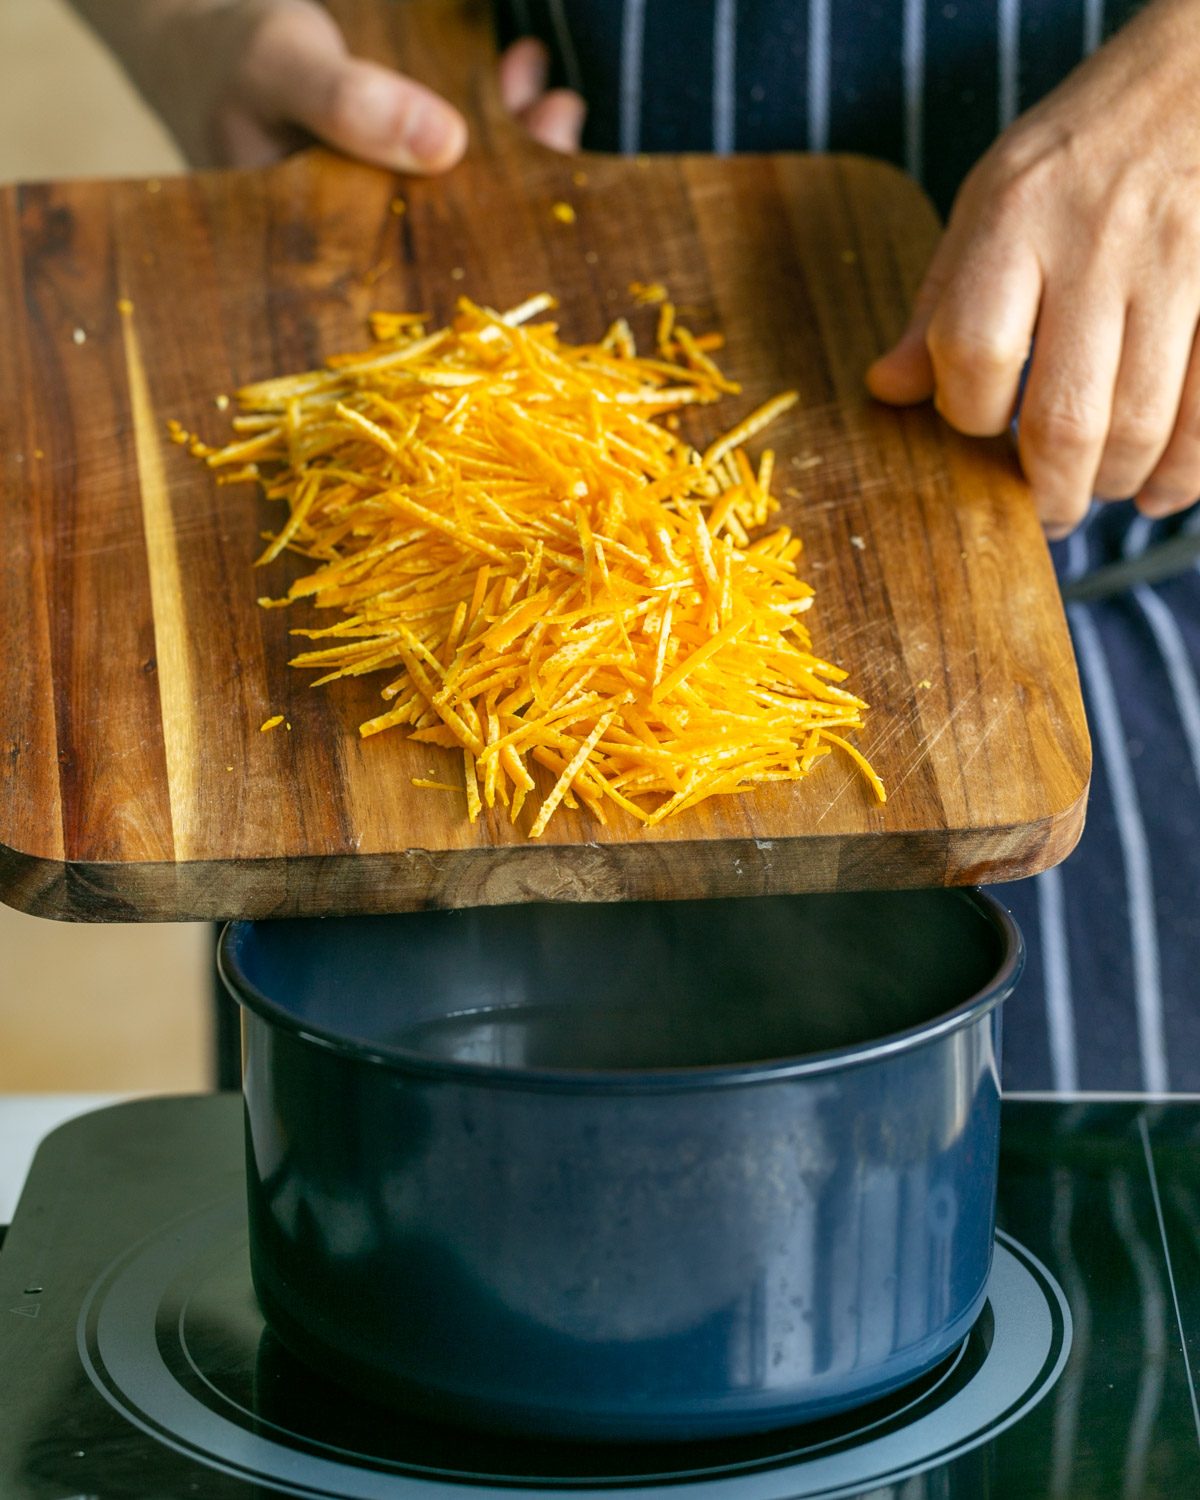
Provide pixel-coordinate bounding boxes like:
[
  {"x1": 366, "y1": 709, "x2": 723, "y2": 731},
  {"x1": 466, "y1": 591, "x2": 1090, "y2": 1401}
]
[{"x1": 1, "y1": 1098, "x2": 1198, "y2": 1498}]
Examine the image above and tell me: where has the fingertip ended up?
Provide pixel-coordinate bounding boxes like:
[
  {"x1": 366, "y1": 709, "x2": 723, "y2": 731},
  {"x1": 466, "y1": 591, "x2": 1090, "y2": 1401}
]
[
  {"x1": 866, "y1": 340, "x2": 935, "y2": 407},
  {"x1": 500, "y1": 37, "x2": 551, "y2": 114},
  {"x1": 1043, "y1": 522, "x2": 1076, "y2": 543},
  {"x1": 404, "y1": 99, "x2": 468, "y2": 172},
  {"x1": 318, "y1": 62, "x2": 467, "y2": 173},
  {"x1": 521, "y1": 89, "x2": 586, "y2": 154},
  {"x1": 1136, "y1": 485, "x2": 1193, "y2": 519},
  {"x1": 1029, "y1": 488, "x2": 1092, "y2": 541},
  {"x1": 932, "y1": 385, "x2": 1014, "y2": 438},
  {"x1": 864, "y1": 360, "x2": 904, "y2": 404}
]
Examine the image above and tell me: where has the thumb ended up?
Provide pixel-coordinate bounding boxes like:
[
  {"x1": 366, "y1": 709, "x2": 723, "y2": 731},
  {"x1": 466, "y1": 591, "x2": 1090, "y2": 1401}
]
[
  {"x1": 866, "y1": 315, "x2": 936, "y2": 406},
  {"x1": 248, "y1": 5, "x2": 467, "y2": 173},
  {"x1": 866, "y1": 234, "x2": 957, "y2": 407}
]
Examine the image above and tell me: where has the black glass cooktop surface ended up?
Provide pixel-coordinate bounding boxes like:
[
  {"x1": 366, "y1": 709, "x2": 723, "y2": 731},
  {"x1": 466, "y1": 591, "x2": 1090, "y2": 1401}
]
[{"x1": 0, "y1": 1097, "x2": 1198, "y2": 1498}]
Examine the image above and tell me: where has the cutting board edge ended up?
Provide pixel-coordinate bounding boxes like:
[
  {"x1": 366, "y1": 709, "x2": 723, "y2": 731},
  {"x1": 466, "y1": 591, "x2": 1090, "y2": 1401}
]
[
  {"x1": 0, "y1": 784, "x2": 1088, "y2": 923},
  {"x1": 1, "y1": 142, "x2": 935, "y2": 203}
]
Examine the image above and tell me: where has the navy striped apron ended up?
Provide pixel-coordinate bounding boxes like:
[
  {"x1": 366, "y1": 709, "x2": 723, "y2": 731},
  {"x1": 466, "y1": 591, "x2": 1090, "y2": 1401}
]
[{"x1": 496, "y1": 0, "x2": 1200, "y2": 1094}]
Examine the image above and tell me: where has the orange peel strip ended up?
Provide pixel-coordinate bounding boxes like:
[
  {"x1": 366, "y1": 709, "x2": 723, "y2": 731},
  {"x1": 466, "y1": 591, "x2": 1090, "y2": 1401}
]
[{"x1": 182, "y1": 295, "x2": 883, "y2": 835}]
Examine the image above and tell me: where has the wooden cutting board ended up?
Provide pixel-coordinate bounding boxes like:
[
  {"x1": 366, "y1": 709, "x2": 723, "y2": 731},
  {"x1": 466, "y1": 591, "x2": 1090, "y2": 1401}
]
[{"x1": 0, "y1": 0, "x2": 1089, "y2": 922}]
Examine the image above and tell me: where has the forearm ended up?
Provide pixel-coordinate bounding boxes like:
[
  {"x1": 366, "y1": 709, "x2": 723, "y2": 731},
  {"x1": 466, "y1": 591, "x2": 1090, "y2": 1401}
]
[
  {"x1": 65, "y1": 0, "x2": 262, "y2": 121},
  {"x1": 69, "y1": 0, "x2": 201, "y2": 47}
]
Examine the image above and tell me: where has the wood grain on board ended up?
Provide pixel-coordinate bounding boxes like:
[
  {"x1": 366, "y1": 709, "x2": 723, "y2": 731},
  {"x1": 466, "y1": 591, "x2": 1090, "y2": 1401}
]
[{"x1": 0, "y1": 0, "x2": 1089, "y2": 921}]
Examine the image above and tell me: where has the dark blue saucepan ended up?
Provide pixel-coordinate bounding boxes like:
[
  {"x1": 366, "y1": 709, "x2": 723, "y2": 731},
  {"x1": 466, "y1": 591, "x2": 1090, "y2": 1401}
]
[{"x1": 219, "y1": 888, "x2": 1020, "y2": 1442}]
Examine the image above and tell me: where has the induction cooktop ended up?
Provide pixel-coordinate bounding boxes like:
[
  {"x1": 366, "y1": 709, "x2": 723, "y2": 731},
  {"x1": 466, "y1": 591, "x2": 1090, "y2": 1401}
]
[{"x1": 0, "y1": 1098, "x2": 1197, "y2": 1499}]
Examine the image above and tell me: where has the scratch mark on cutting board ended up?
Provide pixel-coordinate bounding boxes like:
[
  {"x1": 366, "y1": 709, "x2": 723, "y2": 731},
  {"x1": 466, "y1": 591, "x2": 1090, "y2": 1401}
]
[
  {"x1": 952, "y1": 708, "x2": 1005, "y2": 780},
  {"x1": 814, "y1": 679, "x2": 987, "y2": 823},
  {"x1": 881, "y1": 682, "x2": 988, "y2": 802}
]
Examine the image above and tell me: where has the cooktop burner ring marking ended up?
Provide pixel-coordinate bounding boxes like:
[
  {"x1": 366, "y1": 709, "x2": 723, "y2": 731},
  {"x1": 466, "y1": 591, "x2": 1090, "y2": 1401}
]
[
  {"x1": 169, "y1": 1227, "x2": 978, "y2": 1482},
  {"x1": 182, "y1": 1269, "x2": 977, "y2": 1480},
  {"x1": 77, "y1": 1201, "x2": 1072, "y2": 1500}
]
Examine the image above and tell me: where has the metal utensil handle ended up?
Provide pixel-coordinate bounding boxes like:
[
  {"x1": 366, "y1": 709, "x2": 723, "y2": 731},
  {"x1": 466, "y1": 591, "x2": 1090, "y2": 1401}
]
[{"x1": 1060, "y1": 528, "x2": 1200, "y2": 604}]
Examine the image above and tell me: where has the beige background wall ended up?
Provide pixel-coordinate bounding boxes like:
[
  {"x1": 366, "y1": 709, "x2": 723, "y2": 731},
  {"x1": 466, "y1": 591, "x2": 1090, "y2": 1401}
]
[{"x1": 0, "y1": 0, "x2": 207, "y2": 1091}]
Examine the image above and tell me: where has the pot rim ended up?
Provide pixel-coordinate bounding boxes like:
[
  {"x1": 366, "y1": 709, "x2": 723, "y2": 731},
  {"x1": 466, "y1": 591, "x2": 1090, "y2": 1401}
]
[{"x1": 218, "y1": 889, "x2": 1023, "y2": 1093}]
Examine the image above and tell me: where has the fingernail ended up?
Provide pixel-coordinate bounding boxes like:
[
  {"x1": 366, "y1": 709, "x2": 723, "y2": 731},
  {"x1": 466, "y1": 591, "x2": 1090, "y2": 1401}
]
[{"x1": 400, "y1": 98, "x2": 466, "y2": 168}]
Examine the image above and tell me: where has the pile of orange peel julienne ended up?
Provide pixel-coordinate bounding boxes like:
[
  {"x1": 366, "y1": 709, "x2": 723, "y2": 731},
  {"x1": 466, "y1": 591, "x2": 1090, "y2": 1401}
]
[{"x1": 173, "y1": 292, "x2": 884, "y2": 837}]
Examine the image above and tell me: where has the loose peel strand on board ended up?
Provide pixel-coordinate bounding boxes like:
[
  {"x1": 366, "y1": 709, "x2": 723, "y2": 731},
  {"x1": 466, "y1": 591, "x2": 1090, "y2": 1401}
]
[{"x1": 176, "y1": 295, "x2": 883, "y2": 836}]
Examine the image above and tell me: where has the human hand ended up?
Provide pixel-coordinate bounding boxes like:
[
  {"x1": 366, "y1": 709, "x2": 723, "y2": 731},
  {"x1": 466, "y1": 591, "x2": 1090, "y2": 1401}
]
[
  {"x1": 101, "y1": 0, "x2": 584, "y2": 172},
  {"x1": 867, "y1": 0, "x2": 1200, "y2": 537}
]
